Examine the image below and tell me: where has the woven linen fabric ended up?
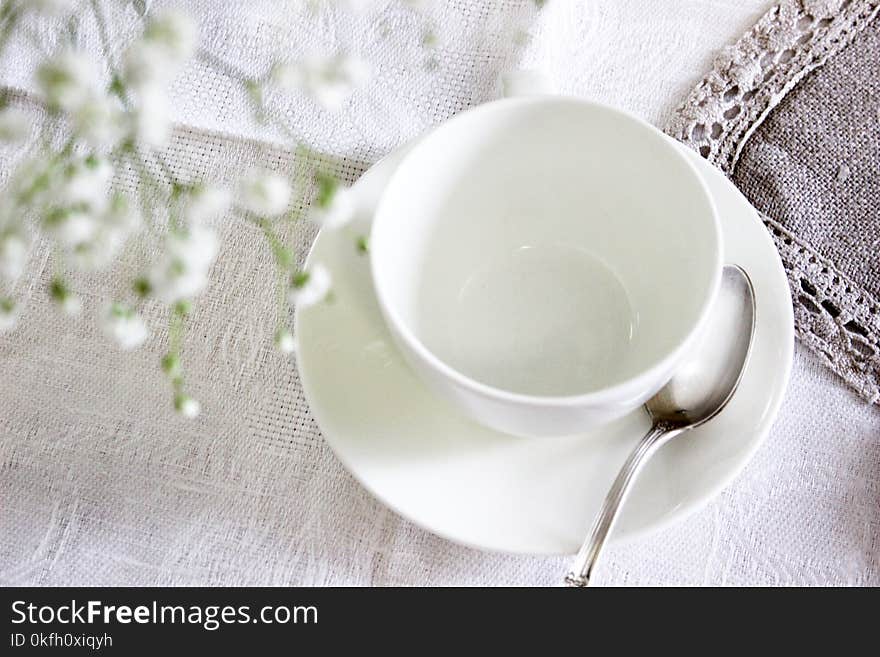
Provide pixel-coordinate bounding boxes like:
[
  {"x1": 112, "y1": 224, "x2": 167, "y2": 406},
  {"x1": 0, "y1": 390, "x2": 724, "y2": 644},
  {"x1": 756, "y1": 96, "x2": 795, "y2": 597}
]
[
  {"x1": 669, "y1": 0, "x2": 880, "y2": 404},
  {"x1": 2, "y1": 0, "x2": 879, "y2": 587}
]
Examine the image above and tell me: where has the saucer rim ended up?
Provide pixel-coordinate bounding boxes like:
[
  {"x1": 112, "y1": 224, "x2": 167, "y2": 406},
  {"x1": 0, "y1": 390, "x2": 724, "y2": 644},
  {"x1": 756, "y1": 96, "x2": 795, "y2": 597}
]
[{"x1": 295, "y1": 143, "x2": 794, "y2": 555}]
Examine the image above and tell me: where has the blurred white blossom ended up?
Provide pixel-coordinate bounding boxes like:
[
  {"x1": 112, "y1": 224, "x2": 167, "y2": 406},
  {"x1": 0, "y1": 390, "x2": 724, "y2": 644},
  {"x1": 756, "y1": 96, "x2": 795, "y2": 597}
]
[
  {"x1": 101, "y1": 302, "x2": 149, "y2": 350},
  {"x1": 0, "y1": 107, "x2": 30, "y2": 143},
  {"x1": 124, "y1": 10, "x2": 196, "y2": 90},
  {"x1": 144, "y1": 9, "x2": 197, "y2": 61},
  {"x1": 0, "y1": 5, "x2": 374, "y2": 416},
  {"x1": 70, "y1": 195, "x2": 141, "y2": 270},
  {"x1": 130, "y1": 87, "x2": 171, "y2": 148},
  {"x1": 183, "y1": 184, "x2": 230, "y2": 225},
  {"x1": 309, "y1": 183, "x2": 356, "y2": 229},
  {"x1": 274, "y1": 327, "x2": 296, "y2": 354},
  {"x1": 123, "y1": 41, "x2": 169, "y2": 89},
  {"x1": 36, "y1": 51, "x2": 101, "y2": 113},
  {"x1": 238, "y1": 168, "x2": 291, "y2": 217},
  {"x1": 5, "y1": 156, "x2": 57, "y2": 207},
  {"x1": 58, "y1": 155, "x2": 113, "y2": 211},
  {"x1": 272, "y1": 54, "x2": 370, "y2": 110},
  {"x1": 123, "y1": 13, "x2": 188, "y2": 151},
  {"x1": 0, "y1": 233, "x2": 28, "y2": 281},
  {"x1": 167, "y1": 224, "x2": 217, "y2": 270},
  {"x1": 288, "y1": 263, "x2": 331, "y2": 308},
  {"x1": 149, "y1": 225, "x2": 218, "y2": 302},
  {"x1": 60, "y1": 293, "x2": 82, "y2": 316},
  {"x1": 175, "y1": 394, "x2": 201, "y2": 418},
  {"x1": 48, "y1": 278, "x2": 81, "y2": 315},
  {"x1": 45, "y1": 208, "x2": 98, "y2": 250},
  {"x1": 71, "y1": 94, "x2": 126, "y2": 149}
]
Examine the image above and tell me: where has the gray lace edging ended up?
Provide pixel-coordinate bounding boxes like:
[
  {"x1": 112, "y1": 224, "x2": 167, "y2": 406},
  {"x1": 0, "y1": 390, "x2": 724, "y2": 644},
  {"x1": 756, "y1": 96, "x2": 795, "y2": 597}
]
[{"x1": 666, "y1": 0, "x2": 880, "y2": 404}]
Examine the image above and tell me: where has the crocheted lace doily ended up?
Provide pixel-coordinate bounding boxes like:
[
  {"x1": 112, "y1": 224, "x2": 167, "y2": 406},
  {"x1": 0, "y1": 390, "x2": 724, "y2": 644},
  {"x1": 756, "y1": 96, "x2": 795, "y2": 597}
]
[{"x1": 667, "y1": 0, "x2": 880, "y2": 404}]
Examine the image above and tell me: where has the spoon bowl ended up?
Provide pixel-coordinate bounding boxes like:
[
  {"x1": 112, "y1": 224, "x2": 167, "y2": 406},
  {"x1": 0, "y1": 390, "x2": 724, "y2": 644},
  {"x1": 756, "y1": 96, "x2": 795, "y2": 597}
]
[
  {"x1": 647, "y1": 265, "x2": 756, "y2": 428},
  {"x1": 565, "y1": 265, "x2": 756, "y2": 586}
]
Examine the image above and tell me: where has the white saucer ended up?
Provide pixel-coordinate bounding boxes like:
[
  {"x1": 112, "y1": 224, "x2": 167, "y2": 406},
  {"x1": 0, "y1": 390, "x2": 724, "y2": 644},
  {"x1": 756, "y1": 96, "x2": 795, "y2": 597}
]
[{"x1": 295, "y1": 143, "x2": 794, "y2": 555}]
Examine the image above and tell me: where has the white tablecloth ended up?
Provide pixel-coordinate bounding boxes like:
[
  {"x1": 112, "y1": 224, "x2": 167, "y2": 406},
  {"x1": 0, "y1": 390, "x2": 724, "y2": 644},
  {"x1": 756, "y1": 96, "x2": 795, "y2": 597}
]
[{"x1": 1, "y1": 0, "x2": 878, "y2": 586}]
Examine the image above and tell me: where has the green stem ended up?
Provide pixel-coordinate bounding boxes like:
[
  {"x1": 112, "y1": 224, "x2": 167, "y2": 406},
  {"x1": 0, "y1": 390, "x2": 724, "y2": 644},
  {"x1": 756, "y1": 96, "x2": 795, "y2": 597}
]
[
  {"x1": 15, "y1": 136, "x2": 74, "y2": 206},
  {"x1": 253, "y1": 216, "x2": 293, "y2": 268},
  {"x1": 89, "y1": 0, "x2": 123, "y2": 82},
  {"x1": 166, "y1": 315, "x2": 185, "y2": 399},
  {"x1": 232, "y1": 211, "x2": 294, "y2": 328},
  {"x1": 196, "y1": 48, "x2": 306, "y2": 147},
  {"x1": 196, "y1": 49, "x2": 322, "y2": 229},
  {"x1": 275, "y1": 267, "x2": 287, "y2": 330},
  {"x1": 169, "y1": 311, "x2": 183, "y2": 354},
  {"x1": 125, "y1": 150, "x2": 163, "y2": 234},
  {"x1": 88, "y1": 0, "x2": 137, "y2": 113}
]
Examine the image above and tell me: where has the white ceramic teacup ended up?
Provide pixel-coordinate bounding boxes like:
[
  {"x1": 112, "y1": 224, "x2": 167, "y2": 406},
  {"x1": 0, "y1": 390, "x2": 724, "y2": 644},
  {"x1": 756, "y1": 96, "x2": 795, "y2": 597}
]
[{"x1": 370, "y1": 96, "x2": 722, "y2": 437}]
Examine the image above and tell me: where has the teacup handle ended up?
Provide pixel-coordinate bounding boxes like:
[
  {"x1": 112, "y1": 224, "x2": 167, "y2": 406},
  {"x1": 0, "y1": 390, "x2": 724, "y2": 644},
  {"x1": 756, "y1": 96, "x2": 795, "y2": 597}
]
[{"x1": 499, "y1": 69, "x2": 553, "y2": 98}]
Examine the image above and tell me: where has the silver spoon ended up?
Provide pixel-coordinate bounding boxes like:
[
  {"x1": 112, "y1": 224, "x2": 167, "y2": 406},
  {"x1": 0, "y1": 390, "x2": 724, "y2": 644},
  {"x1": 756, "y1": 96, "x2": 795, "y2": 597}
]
[{"x1": 565, "y1": 264, "x2": 756, "y2": 587}]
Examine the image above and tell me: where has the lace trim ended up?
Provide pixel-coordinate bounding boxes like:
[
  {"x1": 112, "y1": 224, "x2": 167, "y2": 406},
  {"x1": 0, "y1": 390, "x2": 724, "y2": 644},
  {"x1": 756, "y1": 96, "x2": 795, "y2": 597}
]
[
  {"x1": 667, "y1": 0, "x2": 880, "y2": 404},
  {"x1": 763, "y1": 214, "x2": 880, "y2": 403}
]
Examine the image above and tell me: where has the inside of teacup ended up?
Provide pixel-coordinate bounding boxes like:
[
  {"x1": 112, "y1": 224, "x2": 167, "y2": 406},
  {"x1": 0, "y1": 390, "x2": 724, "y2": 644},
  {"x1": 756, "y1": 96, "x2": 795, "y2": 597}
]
[{"x1": 372, "y1": 97, "x2": 720, "y2": 397}]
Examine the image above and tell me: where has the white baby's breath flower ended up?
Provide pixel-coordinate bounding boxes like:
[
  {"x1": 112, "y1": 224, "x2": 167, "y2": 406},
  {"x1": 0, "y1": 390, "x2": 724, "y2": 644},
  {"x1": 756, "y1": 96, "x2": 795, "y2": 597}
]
[
  {"x1": 0, "y1": 298, "x2": 18, "y2": 333},
  {"x1": 45, "y1": 208, "x2": 98, "y2": 249},
  {"x1": 167, "y1": 224, "x2": 217, "y2": 270},
  {"x1": 274, "y1": 327, "x2": 296, "y2": 354},
  {"x1": 71, "y1": 230, "x2": 122, "y2": 270},
  {"x1": 270, "y1": 62, "x2": 299, "y2": 89},
  {"x1": 59, "y1": 155, "x2": 113, "y2": 210},
  {"x1": 36, "y1": 51, "x2": 101, "y2": 113},
  {"x1": 103, "y1": 193, "x2": 141, "y2": 234},
  {"x1": 149, "y1": 225, "x2": 218, "y2": 302},
  {"x1": 130, "y1": 86, "x2": 171, "y2": 148},
  {"x1": 101, "y1": 302, "x2": 149, "y2": 350},
  {"x1": 144, "y1": 9, "x2": 197, "y2": 62},
  {"x1": 288, "y1": 263, "x2": 331, "y2": 308},
  {"x1": 150, "y1": 261, "x2": 209, "y2": 304},
  {"x1": 0, "y1": 233, "x2": 28, "y2": 281},
  {"x1": 122, "y1": 10, "x2": 196, "y2": 90},
  {"x1": 183, "y1": 185, "x2": 231, "y2": 225},
  {"x1": 273, "y1": 54, "x2": 370, "y2": 110},
  {"x1": 71, "y1": 94, "x2": 126, "y2": 149},
  {"x1": 175, "y1": 394, "x2": 201, "y2": 418},
  {"x1": 70, "y1": 195, "x2": 141, "y2": 270},
  {"x1": 7, "y1": 157, "x2": 58, "y2": 207},
  {"x1": 0, "y1": 107, "x2": 30, "y2": 143},
  {"x1": 61, "y1": 294, "x2": 82, "y2": 316},
  {"x1": 122, "y1": 41, "x2": 168, "y2": 90},
  {"x1": 309, "y1": 184, "x2": 356, "y2": 230},
  {"x1": 51, "y1": 188, "x2": 140, "y2": 271},
  {"x1": 48, "y1": 278, "x2": 81, "y2": 315},
  {"x1": 237, "y1": 168, "x2": 291, "y2": 217}
]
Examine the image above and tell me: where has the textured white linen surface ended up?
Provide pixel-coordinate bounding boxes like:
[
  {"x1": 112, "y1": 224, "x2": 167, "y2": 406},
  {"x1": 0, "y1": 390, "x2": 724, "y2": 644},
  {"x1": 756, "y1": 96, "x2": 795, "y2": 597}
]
[{"x1": 1, "y1": 0, "x2": 878, "y2": 586}]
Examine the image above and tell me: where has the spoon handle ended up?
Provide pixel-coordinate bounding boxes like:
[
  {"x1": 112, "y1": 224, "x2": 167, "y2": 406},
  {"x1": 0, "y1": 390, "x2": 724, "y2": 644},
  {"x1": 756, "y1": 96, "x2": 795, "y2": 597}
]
[{"x1": 565, "y1": 422, "x2": 680, "y2": 587}]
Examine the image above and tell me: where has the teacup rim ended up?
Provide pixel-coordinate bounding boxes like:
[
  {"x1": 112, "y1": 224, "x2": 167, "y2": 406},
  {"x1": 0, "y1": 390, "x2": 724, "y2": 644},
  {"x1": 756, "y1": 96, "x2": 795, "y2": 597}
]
[{"x1": 370, "y1": 95, "x2": 723, "y2": 408}]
